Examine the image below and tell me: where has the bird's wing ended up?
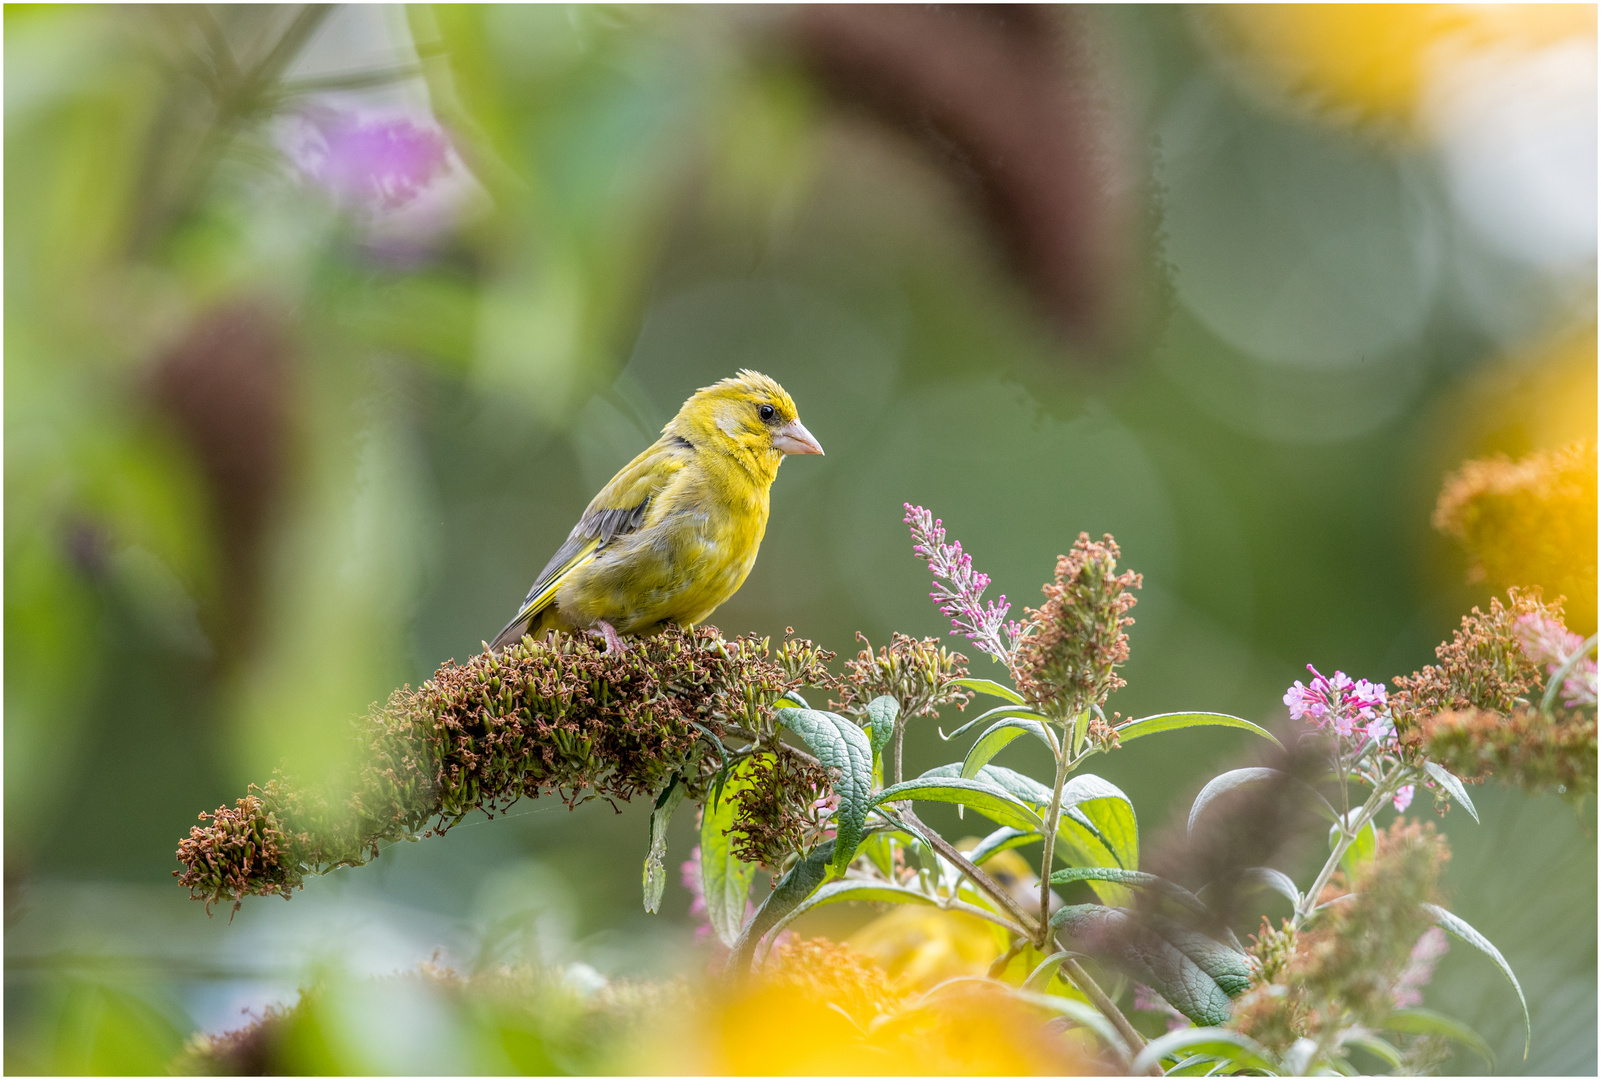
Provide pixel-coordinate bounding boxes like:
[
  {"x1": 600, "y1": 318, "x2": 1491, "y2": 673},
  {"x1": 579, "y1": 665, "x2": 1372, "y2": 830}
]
[{"x1": 490, "y1": 435, "x2": 693, "y2": 649}]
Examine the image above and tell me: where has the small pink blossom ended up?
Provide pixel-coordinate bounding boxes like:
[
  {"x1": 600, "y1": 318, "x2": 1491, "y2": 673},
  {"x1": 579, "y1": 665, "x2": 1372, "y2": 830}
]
[
  {"x1": 1392, "y1": 784, "x2": 1415, "y2": 812},
  {"x1": 1284, "y1": 666, "x2": 1390, "y2": 740}
]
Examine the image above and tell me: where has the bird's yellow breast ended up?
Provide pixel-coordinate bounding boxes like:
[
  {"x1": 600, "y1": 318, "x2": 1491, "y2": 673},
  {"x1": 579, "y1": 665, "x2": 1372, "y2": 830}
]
[{"x1": 550, "y1": 450, "x2": 773, "y2": 635}]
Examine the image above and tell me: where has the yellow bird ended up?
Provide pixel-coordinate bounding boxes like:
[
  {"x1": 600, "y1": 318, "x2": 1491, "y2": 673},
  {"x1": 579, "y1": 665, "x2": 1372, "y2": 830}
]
[{"x1": 491, "y1": 370, "x2": 823, "y2": 652}]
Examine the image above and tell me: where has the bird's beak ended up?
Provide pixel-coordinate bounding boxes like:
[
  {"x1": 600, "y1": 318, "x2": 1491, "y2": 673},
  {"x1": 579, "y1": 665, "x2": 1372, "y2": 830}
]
[{"x1": 772, "y1": 418, "x2": 824, "y2": 456}]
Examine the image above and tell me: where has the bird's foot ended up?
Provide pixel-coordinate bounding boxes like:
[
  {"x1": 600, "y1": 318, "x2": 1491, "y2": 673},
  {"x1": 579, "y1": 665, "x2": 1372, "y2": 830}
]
[{"x1": 591, "y1": 620, "x2": 627, "y2": 654}]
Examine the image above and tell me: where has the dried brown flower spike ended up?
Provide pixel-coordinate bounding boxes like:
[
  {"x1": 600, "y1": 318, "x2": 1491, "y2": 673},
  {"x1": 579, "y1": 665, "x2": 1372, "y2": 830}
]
[
  {"x1": 1011, "y1": 533, "x2": 1142, "y2": 719},
  {"x1": 176, "y1": 625, "x2": 830, "y2": 913}
]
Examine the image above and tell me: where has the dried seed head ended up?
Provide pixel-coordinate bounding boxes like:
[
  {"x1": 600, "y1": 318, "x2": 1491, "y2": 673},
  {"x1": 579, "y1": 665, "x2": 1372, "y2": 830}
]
[{"x1": 1010, "y1": 533, "x2": 1141, "y2": 719}]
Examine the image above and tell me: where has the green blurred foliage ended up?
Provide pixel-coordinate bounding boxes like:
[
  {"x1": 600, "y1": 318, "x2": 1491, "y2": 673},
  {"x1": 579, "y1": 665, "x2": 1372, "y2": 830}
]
[{"x1": 4, "y1": 4, "x2": 1593, "y2": 1074}]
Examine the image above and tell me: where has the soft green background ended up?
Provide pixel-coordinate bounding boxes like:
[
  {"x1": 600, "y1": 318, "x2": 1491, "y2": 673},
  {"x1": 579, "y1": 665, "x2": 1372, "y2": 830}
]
[{"x1": 5, "y1": 5, "x2": 1594, "y2": 1073}]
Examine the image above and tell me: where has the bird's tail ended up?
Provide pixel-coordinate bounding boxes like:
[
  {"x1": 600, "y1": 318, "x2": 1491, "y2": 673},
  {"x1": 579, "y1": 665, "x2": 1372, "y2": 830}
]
[{"x1": 490, "y1": 611, "x2": 532, "y2": 652}]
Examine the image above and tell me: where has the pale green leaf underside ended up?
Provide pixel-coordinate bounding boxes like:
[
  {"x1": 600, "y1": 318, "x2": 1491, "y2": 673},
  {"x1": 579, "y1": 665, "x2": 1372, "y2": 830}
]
[
  {"x1": 1115, "y1": 711, "x2": 1285, "y2": 751},
  {"x1": 1426, "y1": 902, "x2": 1530, "y2": 1057}
]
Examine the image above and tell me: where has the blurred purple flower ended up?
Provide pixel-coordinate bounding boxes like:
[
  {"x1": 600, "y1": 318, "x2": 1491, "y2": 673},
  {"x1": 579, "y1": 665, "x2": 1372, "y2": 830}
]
[
  {"x1": 1392, "y1": 927, "x2": 1448, "y2": 1008},
  {"x1": 290, "y1": 107, "x2": 452, "y2": 212},
  {"x1": 904, "y1": 503, "x2": 1027, "y2": 664},
  {"x1": 1392, "y1": 784, "x2": 1415, "y2": 812}
]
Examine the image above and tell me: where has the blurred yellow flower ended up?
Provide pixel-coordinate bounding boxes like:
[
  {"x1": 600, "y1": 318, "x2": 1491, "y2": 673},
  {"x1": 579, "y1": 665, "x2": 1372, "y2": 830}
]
[
  {"x1": 641, "y1": 937, "x2": 1093, "y2": 1075},
  {"x1": 1200, "y1": 4, "x2": 1596, "y2": 131},
  {"x1": 1434, "y1": 439, "x2": 1598, "y2": 634}
]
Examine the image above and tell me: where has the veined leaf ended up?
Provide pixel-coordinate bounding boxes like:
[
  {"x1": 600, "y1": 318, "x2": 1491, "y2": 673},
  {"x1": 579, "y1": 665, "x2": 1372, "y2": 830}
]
[
  {"x1": 1051, "y1": 905, "x2": 1235, "y2": 1026},
  {"x1": 952, "y1": 677, "x2": 1025, "y2": 704},
  {"x1": 1425, "y1": 903, "x2": 1529, "y2": 1057},
  {"x1": 968, "y1": 826, "x2": 1039, "y2": 866},
  {"x1": 1382, "y1": 1007, "x2": 1494, "y2": 1066},
  {"x1": 876, "y1": 775, "x2": 1043, "y2": 833},
  {"x1": 726, "y1": 840, "x2": 834, "y2": 975},
  {"x1": 700, "y1": 758, "x2": 760, "y2": 946},
  {"x1": 642, "y1": 778, "x2": 685, "y2": 914},
  {"x1": 763, "y1": 879, "x2": 937, "y2": 942},
  {"x1": 865, "y1": 695, "x2": 898, "y2": 758},
  {"x1": 1129, "y1": 1028, "x2": 1280, "y2": 1077},
  {"x1": 1421, "y1": 760, "x2": 1479, "y2": 823},
  {"x1": 778, "y1": 707, "x2": 874, "y2": 869},
  {"x1": 1115, "y1": 711, "x2": 1285, "y2": 751},
  {"x1": 942, "y1": 703, "x2": 1050, "y2": 743},
  {"x1": 960, "y1": 716, "x2": 1054, "y2": 777},
  {"x1": 923, "y1": 761, "x2": 1054, "y2": 803},
  {"x1": 1188, "y1": 767, "x2": 1338, "y2": 836}
]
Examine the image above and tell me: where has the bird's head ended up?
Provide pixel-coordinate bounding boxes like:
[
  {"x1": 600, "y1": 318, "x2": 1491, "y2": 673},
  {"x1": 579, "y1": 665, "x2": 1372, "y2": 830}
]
[{"x1": 672, "y1": 369, "x2": 823, "y2": 479}]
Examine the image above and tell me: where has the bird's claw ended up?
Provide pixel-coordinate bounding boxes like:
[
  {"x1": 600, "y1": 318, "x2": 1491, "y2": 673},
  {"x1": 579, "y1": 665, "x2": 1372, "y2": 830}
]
[{"x1": 591, "y1": 620, "x2": 627, "y2": 654}]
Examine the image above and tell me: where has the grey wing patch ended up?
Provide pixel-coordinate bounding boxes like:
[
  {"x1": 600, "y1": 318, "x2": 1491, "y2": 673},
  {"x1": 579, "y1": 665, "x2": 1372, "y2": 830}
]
[
  {"x1": 520, "y1": 496, "x2": 651, "y2": 604},
  {"x1": 584, "y1": 501, "x2": 651, "y2": 543}
]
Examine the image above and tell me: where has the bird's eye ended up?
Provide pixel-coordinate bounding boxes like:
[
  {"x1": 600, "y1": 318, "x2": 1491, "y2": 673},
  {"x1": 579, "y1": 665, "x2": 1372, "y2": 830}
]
[{"x1": 758, "y1": 403, "x2": 776, "y2": 422}]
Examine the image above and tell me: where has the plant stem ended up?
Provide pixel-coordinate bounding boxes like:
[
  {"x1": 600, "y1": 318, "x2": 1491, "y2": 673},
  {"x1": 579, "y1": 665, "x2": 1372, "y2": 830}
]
[
  {"x1": 893, "y1": 718, "x2": 905, "y2": 786},
  {"x1": 894, "y1": 819, "x2": 1146, "y2": 1056},
  {"x1": 1035, "y1": 740, "x2": 1072, "y2": 946},
  {"x1": 1292, "y1": 774, "x2": 1400, "y2": 930},
  {"x1": 1057, "y1": 955, "x2": 1151, "y2": 1062}
]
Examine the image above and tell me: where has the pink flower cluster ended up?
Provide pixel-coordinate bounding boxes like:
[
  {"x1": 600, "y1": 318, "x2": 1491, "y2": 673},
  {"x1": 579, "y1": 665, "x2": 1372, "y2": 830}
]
[
  {"x1": 904, "y1": 504, "x2": 1026, "y2": 664},
  {"x1": 1515, "y1": 613, "x2": 1597, "y2": 709},
  {"x1": 1282, "y1": 665, "x2": 1391, "y2": 741}
]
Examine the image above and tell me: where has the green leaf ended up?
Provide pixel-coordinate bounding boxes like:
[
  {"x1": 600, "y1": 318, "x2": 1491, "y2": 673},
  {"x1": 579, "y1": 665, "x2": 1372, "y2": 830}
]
[
  {"x1": 1425, "y1": 903, "x2": 1530, "y2": 1057},
  {"x1": 865, "y1": 695, "x2": 898, "y2": 758},
  {"x1": 952, "y1": 676, "x2": 1025, "y2": 704},
  {"x1": 1331, "y1": 812, "x2": 1376, "y2": 879},
  {"x1": 968, "y1": 826, "x2": 1039, "y2": 865},
  {"x1": 1382, "y1": 1007, "x2": 1494, "y2": 1067},
  {"x1": 726, "y1": 839, "x2": 835, "y2": 975},
  {"x1": 762, "y1": 879, "x2": 937, "y2": 941},
  {"x1": 1048, "y1": 868, "x2": 1212, "y2": 920},
  {"x1": 919, "y1": 978, "x2": 1126, "y2": 1060},
  {"x1": 1060, "y1": 773, "x2": 1138, "y2": 872},
  {"x1": 1421, "y1": 760, "x2": 1479, "y2": 823},
  {"x1": 1187, "y1": 767, "x2": 1338, "y2": 836},
  {"x1": 942, "y1": 703, "x2": 1050, "y2": 742},
  {"x1": 1232, "y1": 866, "x2": 1301, "y2": 908},
  {"x1": 1009, "y1": 988, "x2": 1127, "y2": 1059},
  {"x1": 1021, "y1": 950, "x2": 1078, "y2": 992},
  {"x1": 1340, "y1": 1031, "x2": 1403, "y2": 1070},
  {"x1": 642, "y1": 777, "x2": 685, "y2": 914},
  {"x1": 700, "y1": 758, "x2": 760, "y2": 946},
  {"x1": 777, "y1": 707, "x2": 874, "y2": 869},
  {"x1": 1051, "y1": 905, "x2": 1236, "y2": 1026},
  {"x1": 1115, "y1": 711, "x2": 1285, "y2": 751},
  {"x1": 1129, "y1": 1027, "x2": 1280, "y2": 1076},
  {"x1": 876, "y1": 775, "x2": 1043, "y2": 833},
  {"x1": 923, "y1": 761, "x2": 1054, "y2": 803},
  {"x1": 960, "y1": 716, "x2": 1054, "y2": 777},
  {"x1": 773, "y1": 691, "x2": 809, "y2": 710}
]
